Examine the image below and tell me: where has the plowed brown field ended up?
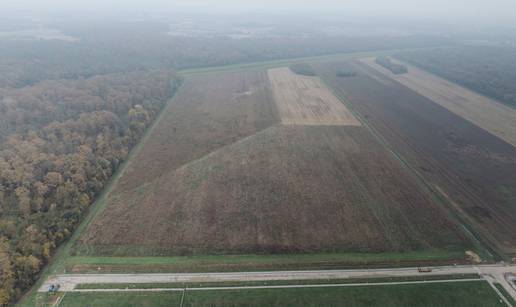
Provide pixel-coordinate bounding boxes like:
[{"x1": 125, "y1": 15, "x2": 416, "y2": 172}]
[
  {"x1": 318, "y1": 60, "x2": 516, "y2": 256},
  {"x1": 360, "y1": 57, "x2": 516, "y2": 148},
  {"x1": 76, "y1": 69, "x2": 468, "y2": 257},
  {"x1": 111, "y1": 70, "x2": 279, "y2": 195}
]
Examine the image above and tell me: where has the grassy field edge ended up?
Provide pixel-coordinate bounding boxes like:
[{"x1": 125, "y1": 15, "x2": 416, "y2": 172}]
[
  {"x1": 178, "y1": 47, "x2": 445, "y2": 76},
  {"x1": 64, "y1": 249, "x2": 468, "y2": 274}
]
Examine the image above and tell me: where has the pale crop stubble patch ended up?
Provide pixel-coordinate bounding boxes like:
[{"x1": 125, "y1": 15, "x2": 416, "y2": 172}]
[{"x1": 268, "y1": 67, "x2": 361, "y2": 126}]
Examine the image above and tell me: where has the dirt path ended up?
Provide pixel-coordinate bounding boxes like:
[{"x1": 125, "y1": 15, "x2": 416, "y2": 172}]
[{"x1": 39, "y1": 264, "x2": 516, "y2": 301}]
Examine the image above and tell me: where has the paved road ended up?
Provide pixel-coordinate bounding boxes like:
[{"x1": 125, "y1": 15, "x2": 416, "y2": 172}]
[{"x1": 40, "y1": 264, "x2": 516, "y2": 301}]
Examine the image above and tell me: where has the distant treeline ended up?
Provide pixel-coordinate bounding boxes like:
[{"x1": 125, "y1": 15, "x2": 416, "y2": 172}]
[
  {"x1": 290, "y1": 63, "x2": 317, "y2": 76},
  {"x1": 0, "y1": 71, "x2": 180, "y2": 305},
  {"x1": 336, "y1": 69, "x2": 357, "y2": 77},
  {"x1": 375, "y1": 56, "x2": 408, "y2": 74},
  {"x1": 396, "y1": 46, "x2": 516, "y2": 108},
  {"x1": 0, "y1": 22, "x2": 453, "y2": 88}
]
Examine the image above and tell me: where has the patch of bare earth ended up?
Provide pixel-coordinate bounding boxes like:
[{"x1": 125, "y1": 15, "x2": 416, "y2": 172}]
[
  {"x1": 466, "y1": 251, "x2": 481, "y2": 263},
  {"x1": 268, "y1": 67, "x2": 361, "y2": 126}
]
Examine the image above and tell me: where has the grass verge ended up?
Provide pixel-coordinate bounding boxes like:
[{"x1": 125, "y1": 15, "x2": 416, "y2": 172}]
[
  {"x1": 74, "y1": 274, "x2": 480, "y2": 290},
  {"x1": 493, "y1": 283, "x2": 516, "y2": 306},
  {"x1": 65, "y1": 250, "x2": 467, "y2": 274},
  {"x1": 178, "y1": 47, "x2": 438, "y2": 77},
  {"x1": 49, "y1": 292, "x2": 182, "y2": 307},
  {"x1": 52, "y1": 280, "x2": 502, "y2": 307}
]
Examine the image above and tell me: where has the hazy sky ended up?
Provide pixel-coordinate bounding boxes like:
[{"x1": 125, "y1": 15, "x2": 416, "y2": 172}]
[{"x1": 3, "y1": 0, "x2": 516, "y2": 25}]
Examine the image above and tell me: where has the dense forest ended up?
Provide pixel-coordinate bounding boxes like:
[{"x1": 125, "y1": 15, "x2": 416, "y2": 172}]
[
  {"x1": 0, "y1": 21, "x2": 454, "y2": 88},
  {"x1": 0, "y1": 70, "x2": 180, "y2": 304},
  {"x1": 396, "y1": 46, "x2": 516, "y2": 107},
  {"x1": 375, "y1": 56, "x2": 408, "y2": 74},
  {"x1": 289, "y1": 63, "x2": 317, "y2": 76}
]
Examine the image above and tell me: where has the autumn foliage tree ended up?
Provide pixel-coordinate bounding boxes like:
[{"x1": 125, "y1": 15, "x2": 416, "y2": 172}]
[{"x1": 0, "y1": 70, "x2": 180, "y2": 304}]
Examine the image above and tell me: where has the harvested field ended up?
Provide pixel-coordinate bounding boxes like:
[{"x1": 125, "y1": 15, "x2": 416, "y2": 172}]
[
  {"x1": 318, "y1": 61, "x2": 516, "y2": 256},
  {"x1": 268, "y1": 67, "x2": 361, "y2": 126},
  {"x1": 78, "y1": 122, "x2": 467, "y2": 255},
  {"x1": 360, "y1": 57, "x2": 516, "y2": 148},
  {"x1": 112, "y1": 70, "x2": 278, "y2": 194}
]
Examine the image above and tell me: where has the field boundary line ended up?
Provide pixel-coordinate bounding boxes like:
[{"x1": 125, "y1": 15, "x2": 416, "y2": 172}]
[
  {"x1": 105, "y1": 124, "x2": 280, "y2": 202},
  {"x1": 53, "y1": 293, "x2": 65, "y2": 307},
  {"x1": 166, "y1": 125, "x2": 279, "y2": 175},
  {"x1": 179, "y1": 288, "x2": 186, "y2": 307}
]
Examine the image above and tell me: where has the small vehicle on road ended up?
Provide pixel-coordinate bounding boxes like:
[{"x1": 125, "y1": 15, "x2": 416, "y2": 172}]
[
  {"x1": 48, "y1": 284, "x2": 60, "y2": 293},
  {"x1": 418, "y1": 267, "x2": 433, "y2": 273}
]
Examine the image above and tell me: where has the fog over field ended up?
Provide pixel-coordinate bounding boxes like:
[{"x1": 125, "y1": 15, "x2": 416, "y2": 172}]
[{"x1": 2, "y1": 0, "x2": 516, "y2": 24}]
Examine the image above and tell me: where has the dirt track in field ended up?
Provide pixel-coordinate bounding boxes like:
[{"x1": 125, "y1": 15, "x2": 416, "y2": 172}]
[
  {"x1": 360, "y1": 57, "x2": 516, "y2": 148},
  {"x1": 268, "y1": 67, "x2": 361, "y2": 126}
]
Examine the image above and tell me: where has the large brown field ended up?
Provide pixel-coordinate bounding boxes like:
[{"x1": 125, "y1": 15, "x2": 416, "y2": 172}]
[
  {"x1": 110, "y1": 70, "x2": 278, "y2": 195},
  {"x1": 76, "y1": 69, "x2": 469, "y2": 257},
  {"x1": 318, "y1": 60, "x2": 516, "y2": 257},
  {"x1": 360, "y1": 57, "x2": 516, "y2": 148}
]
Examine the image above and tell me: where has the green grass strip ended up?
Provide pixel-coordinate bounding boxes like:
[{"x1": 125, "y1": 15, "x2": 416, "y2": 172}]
[
  {"x1": 493, "y1": 283, "x2": 516, "y2": 306},
  {"x1": 75, "y1": 274, "x2": 480, "y2": 290}
]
